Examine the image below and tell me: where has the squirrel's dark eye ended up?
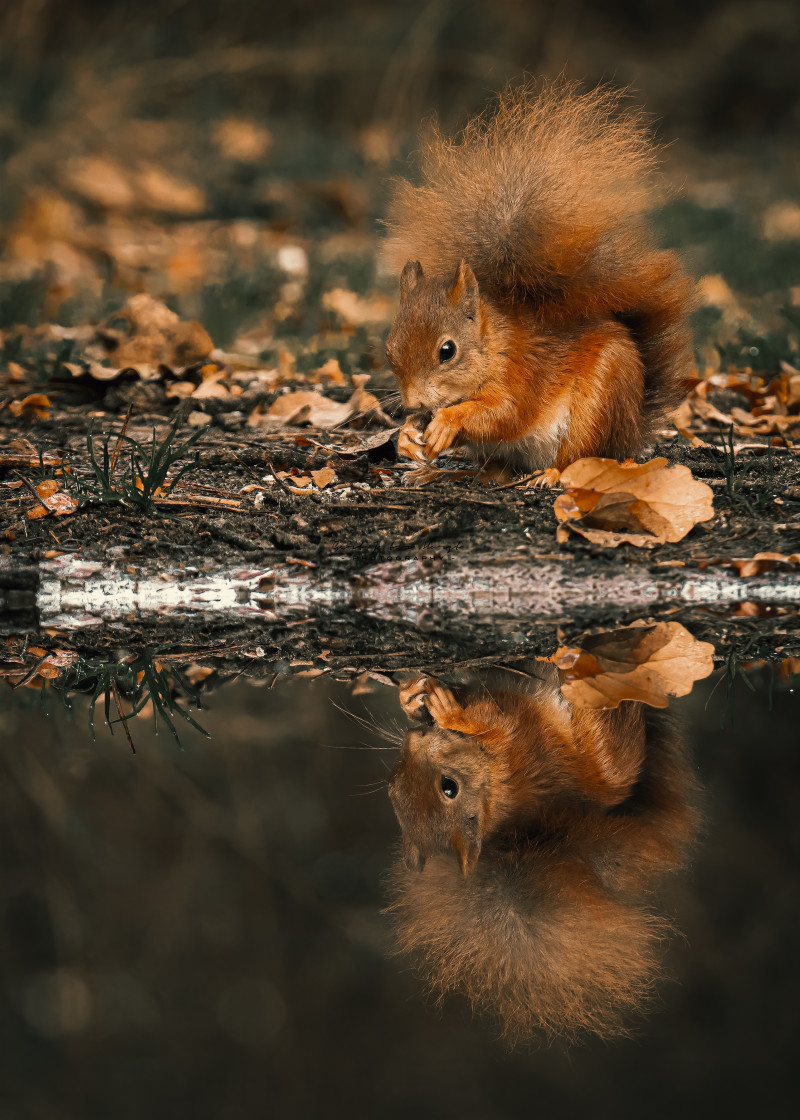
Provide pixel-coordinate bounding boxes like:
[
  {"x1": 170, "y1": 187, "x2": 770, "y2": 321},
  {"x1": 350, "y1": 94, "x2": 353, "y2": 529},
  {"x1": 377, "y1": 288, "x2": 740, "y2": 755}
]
[
  {"x1": 441, "y1": 776, "x2": 459, "y2": 799},
  {"x1": 438, "y1": 340, "x2": 456, "y2": 363}
]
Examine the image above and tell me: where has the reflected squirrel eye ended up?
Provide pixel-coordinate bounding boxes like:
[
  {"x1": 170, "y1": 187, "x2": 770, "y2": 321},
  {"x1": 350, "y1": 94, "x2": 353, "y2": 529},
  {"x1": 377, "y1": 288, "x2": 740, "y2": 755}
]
[
  {"x1": 438, "y1": 340, "x2": 456, "y2": 363},
  {"x1": 441, "y1": 776, "x2": 459, "y2": 799}
]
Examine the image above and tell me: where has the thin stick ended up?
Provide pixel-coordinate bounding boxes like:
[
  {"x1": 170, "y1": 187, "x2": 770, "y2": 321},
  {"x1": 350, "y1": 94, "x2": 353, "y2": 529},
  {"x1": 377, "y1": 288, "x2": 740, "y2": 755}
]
[
  {"x1": 109, "y1": 404, "x2": 134, "y2": 482},
  {"x1": 110, "y1": 678, "x2": 136, "y2": 754}
]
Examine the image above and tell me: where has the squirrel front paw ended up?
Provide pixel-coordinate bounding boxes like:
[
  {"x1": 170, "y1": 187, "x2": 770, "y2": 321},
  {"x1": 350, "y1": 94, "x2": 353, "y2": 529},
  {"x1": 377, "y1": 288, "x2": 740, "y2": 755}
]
[
  {"x1": 528, "y1": 466, "x2": 561, "y2": 489},
  {"x1": 398, "y1": 419, "x2": 428, "y2": 463},
  {"x1": 423, "y1": 405, "x2": 467, "y2": 460},
  {"x1": 423, "y1": 680, "x2": 466, "y2": 730},
  {"x1": 398, "y1": 673, "x2": 430, "y2": 717}
]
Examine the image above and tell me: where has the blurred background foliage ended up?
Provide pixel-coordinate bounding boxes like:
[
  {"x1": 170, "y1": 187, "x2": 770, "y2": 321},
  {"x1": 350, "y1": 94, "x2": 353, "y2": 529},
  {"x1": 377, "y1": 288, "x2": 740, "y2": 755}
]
[{"x1": 0, "y1": 0, "x2": 799, "y2": 369}]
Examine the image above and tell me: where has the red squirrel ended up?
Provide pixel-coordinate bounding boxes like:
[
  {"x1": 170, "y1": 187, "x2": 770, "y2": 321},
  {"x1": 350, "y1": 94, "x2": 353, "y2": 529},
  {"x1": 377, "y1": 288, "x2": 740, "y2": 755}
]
[
  {"x1": 383, "y1": 81, "x2": 695, "y2": 474},
  {"x1": 386, "y1": 670, "x2": 699, "y2": 1042}
]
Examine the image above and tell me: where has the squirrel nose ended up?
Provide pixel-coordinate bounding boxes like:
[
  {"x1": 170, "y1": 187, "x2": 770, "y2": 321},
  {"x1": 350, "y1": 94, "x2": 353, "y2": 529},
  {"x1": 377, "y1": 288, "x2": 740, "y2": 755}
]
[{"x1": 402, "y1": 389, "x2": 422, "y2": 410}]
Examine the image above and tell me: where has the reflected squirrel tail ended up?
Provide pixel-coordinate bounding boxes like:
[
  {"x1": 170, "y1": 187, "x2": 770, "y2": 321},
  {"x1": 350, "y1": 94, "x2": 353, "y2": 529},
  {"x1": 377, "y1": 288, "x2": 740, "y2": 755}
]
[{"x1": 386, "y1": 839, "x2": 667, "y2": 1043}]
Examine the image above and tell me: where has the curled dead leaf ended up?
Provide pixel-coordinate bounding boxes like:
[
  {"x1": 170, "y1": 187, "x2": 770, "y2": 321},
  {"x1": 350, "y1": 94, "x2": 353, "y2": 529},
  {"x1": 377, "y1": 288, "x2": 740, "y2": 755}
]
[
  {"x1": 263, "y1": 390, "x2": 353, "y2": 429},
  {"x1": 100, "y1": 294, "x2": 212, "y2": 368},
  {"x1": 732, "y1": 551, "x2": 800, "y2": 576},
  {"x1": 26, "y1": 480, "x2": 78, "y2": 519},
  {"x1": 251, "y1": 374, "x2": 390, "y2": 432},
  {"x1": 9, "y1": 393, "x2": 51, "y2": 421},
  {"x1": 554, "y1": 457, "x2": 715, "y2": 547},
  {"x1": 322, "y1": 288, "x2": 393, "y2": 326},
  {"x1": 551, "y1": 622, "x2": 716, "y2": 709},
  {"x1": 309, "y1": 357, "x2": 347, "y2": 384}
]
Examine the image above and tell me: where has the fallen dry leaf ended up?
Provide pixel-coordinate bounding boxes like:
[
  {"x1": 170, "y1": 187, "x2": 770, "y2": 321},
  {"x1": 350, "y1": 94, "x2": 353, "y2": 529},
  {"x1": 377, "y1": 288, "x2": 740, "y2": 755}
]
[
  {"x1": 308, "y1": 427, "x2": 400, "y2": 457},
  {"x1": 100, "y1": 294, "x2": 213, "y2": 368},
  {"x1": 551, "y1": 622, "x2": 716, "y2": 709},
  {"x1": 554, "y1": 457, "x2": 715, "y2": 547},
  {"x1": 36, "y1": 649, "x2": 80, "y2": 679},
  {"x1": 184, "y1": 662, "x2": 215, "y2": 685},
  {"x1": 309, "y1": 357, "x2": 347, "y2": 384},
  {"x1": 732, "y1": 551, "x2": 800, "y2": 576},
  {"x1": 26, "y1": 479, "x2": 78, "y2": 519},
  {"x1": 322, "y1": 288, "x2": 393, "y2": 326},
  {"x1": 310, "y1": 467, "x2": 337, "y2": 489},
  {"x1": 191, "y1": 365, "x2": 236, "y2": 400},
  {"x1": 213, "y1": 117, "x2": 272, "y2": 162},
  {"x1": 9, "y1": 393, "x2": 51, "y2": 421},
  {"x1": 251, "y1": 374, "x2": 390, "y2": 432},
  {"x1": 264, "y1": 390, "x2": 354, "y2": 429}
]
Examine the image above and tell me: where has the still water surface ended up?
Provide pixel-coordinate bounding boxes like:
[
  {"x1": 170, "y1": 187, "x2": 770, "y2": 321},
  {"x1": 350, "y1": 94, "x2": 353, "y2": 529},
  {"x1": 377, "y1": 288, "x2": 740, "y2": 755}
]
[{"x1": 0, "y1": 627, "x2": 797, "y2": 1119}]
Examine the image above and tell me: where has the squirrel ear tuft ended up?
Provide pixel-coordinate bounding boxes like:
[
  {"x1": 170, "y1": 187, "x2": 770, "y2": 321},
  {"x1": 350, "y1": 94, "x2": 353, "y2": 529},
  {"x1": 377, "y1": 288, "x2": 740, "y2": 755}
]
[
  {"x1": 449, "y1": 260, "x2": 479, "y2": 314},
  {"x1": 451, "y1": 831, "x2": 481, "y2": 876},
  {"x1": 400, "y1": 260, "x2": 424, "y2": 300}
]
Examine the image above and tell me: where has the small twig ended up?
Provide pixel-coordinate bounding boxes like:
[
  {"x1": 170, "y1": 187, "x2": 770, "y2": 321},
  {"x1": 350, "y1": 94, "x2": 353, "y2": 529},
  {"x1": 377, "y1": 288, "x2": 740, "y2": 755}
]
[
  {"x1": 403, "y1": 523, "x2": 440, "y2": 545},
  {"x1": 109, "y1": 404, "x2": 134, "y2": 482},
  {"x1": 198, "y1": 518, "x2": 263, "y2": 552},
  {"x1": 266, "y1": 461, "x2": 298, "y2": 498},
  {"x1": 10, "y1": 655, "x2": 50, "y2": 690},
  {"x1": 13, "y1": 471, "x2": 43, "y2": 503},
  {"x1": 493, "y1": 472, "x2": 541, "y2": 491},
  {"x1": 110, "y1": 678, "x2": 136, "y2": 754}
]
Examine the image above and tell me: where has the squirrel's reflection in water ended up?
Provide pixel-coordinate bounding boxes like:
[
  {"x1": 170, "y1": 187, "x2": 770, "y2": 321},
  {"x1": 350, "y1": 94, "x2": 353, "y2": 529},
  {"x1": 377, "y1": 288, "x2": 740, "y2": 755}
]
[{"x1": 386, "y1": 666, "x2": 699, "y2": 1042}]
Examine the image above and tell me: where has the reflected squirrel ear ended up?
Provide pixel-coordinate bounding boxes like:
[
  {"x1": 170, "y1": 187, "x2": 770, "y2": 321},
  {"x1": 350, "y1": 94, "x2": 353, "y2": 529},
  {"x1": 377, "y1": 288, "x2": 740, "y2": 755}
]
[
  {"x1": 451, "y1": 831, "x2": 481, "y2": 876},
  {"x1": 448, "y1": 260, "x2": 479, "y2": 315},
  {"x1": 400, "y1": 260, "x2": 424, "y2": 300},
  {"x1": 403, "y1": 836, "x2": 426, "y2": 872}
]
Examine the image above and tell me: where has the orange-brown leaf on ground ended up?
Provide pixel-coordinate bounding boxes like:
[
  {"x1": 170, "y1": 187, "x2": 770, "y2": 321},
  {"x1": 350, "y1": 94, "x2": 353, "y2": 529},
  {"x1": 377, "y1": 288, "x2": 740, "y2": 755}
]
[
  {"x1": 554, "y1": 457, "x2": 715, "y2": 548},
  {"x1": 309, "y1": 357, "x2": 347, "y2": 385},
  {"x1": 249, "y1": 373, "x2": 391, "y2": 431},
  {"x1": 184, "y1": 663, "x2": 215, "y2": 685},
  {"x1": 8, "y1": 393, "x2": 51, "y2": 421},
  {"x1": 321, "y1": 288, "x2": 393, "y2": 327},
  {"x1": 212, "y1": 117, "x2": 272, "y2": 163},
  {"x1": 36, "y1": 649, "x2": 80, "y2": 680},
  {"x1": 26, "y1": 480, "x2": 78, "y2": 519},
  {"x1": 260, "y1": 390, "x2": 353, "y2": 429},
  {"x1": 98, "y1": 294, "x2": 213, "y2": 369},
  {"x1": 310, "y1": 467, "x2": 337, "y2": 489},
  {"x1": 191, "y1": 365, "x2": 239, "y2": 400},
  {"x1": 551, "y1": 622, "x2": 716, "y2": 709},
  {"x1": 732, "y1": 551, "x2": 800, "y2": 576},
  {"x1": 772, "y1": 364, "x2": 800, "y2": 412}
]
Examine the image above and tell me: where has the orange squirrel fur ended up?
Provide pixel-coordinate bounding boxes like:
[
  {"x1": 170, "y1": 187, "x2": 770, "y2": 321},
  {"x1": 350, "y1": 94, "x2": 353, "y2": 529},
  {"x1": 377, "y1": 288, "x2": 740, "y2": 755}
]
[
  {"x1": 384, "y1": 82, "x2": 695, "y2": 471},
  {"x1": 386, "y1": 672, "x2": 699, "y2": 1042}
]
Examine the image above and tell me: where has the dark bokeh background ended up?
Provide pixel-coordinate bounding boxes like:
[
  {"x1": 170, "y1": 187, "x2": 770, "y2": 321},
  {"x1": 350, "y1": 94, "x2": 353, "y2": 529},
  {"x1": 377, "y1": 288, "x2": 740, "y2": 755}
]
[
  {"x1": 1, "y1": 0, "x2": 798, "y2": 361},
  {"x1": 0, "y1": 670, "x2": 798, "y2": 1120},
  {"x1": 2, "y1": 0, "x2": 800, "y2": 140}
]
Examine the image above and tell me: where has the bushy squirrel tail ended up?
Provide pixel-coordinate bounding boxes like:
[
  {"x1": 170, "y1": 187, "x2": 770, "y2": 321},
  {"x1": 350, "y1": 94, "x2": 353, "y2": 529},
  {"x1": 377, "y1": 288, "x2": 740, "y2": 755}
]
[
  {"x1": 386, "y1": 843, "x2": 667, "y2": 1043},
  {"x1": 384, "y1": 79, "x2": 695, "y2": 427}
]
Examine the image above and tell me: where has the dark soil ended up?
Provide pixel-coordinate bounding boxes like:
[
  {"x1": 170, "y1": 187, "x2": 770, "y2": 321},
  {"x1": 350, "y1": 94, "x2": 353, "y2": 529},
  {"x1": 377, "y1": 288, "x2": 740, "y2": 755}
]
[{"x1": 2, "y1": 401, "x2": 799, "y2": 682}]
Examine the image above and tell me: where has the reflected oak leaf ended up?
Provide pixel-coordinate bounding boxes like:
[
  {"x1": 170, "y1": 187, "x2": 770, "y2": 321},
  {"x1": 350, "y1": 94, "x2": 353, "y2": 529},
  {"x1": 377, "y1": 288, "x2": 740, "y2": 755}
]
[{"x1": 551, "y1": 622, "x2": 715, "y2": 709}]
